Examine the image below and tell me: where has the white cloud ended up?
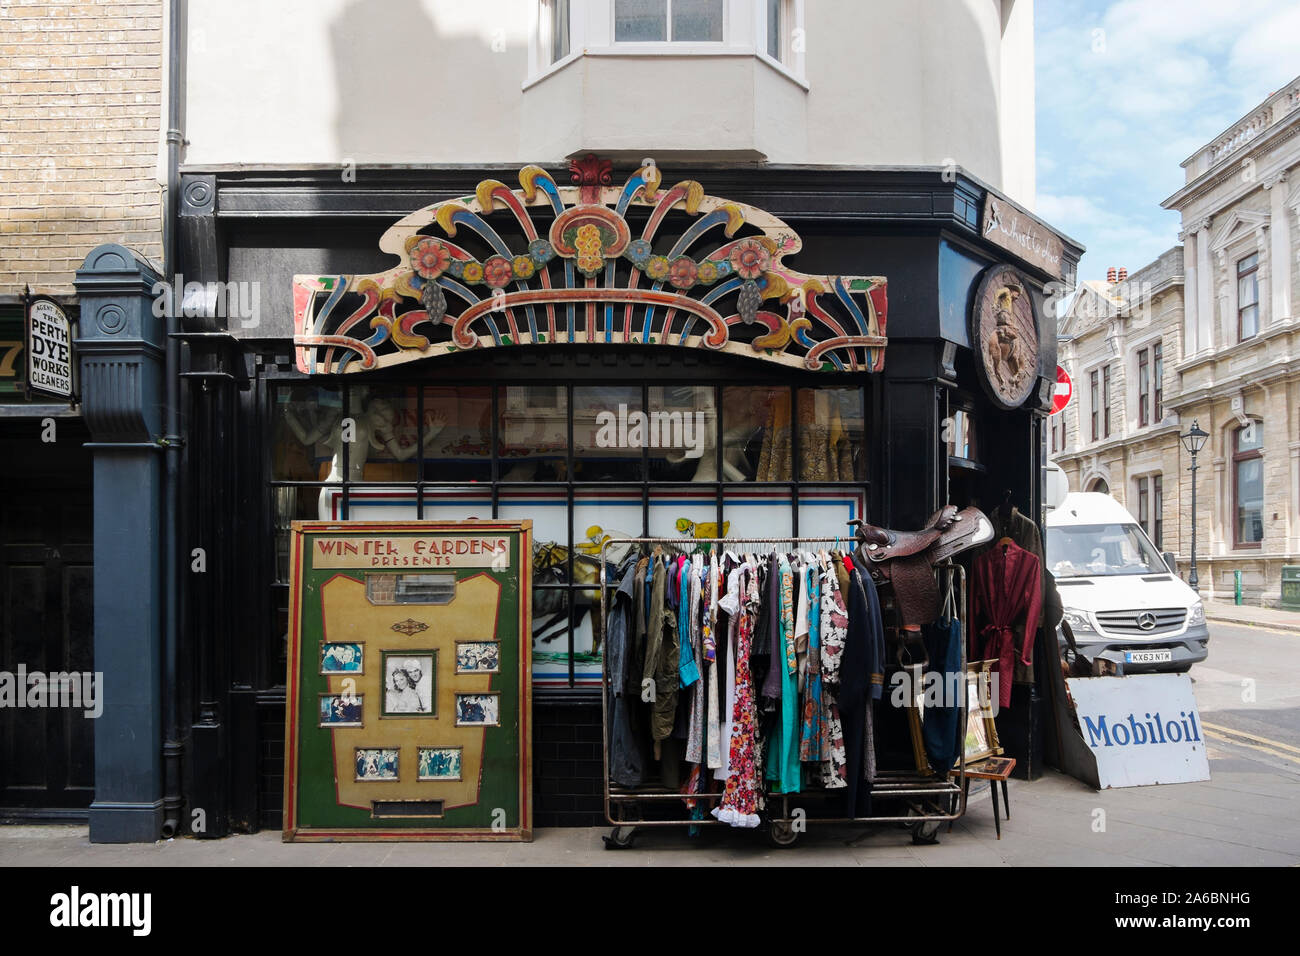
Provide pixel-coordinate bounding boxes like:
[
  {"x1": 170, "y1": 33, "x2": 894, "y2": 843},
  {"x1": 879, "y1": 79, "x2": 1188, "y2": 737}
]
[{"x1": 1035, "y1": 0, "x2": 1298, "y2": 281}]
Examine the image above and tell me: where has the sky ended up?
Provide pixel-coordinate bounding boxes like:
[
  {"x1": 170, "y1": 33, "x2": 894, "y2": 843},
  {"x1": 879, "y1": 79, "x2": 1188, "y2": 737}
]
[{"x1": 1035, "y1": 0, "x2": 1300, "y2": 283}]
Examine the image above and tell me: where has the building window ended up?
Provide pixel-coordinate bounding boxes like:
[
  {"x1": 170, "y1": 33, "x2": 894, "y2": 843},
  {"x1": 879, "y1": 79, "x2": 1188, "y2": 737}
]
[
  {"x1": 1233, "y1": 422, "x2": 1263, "y2": 547},
  {"x1": 269, "y1": 379, "x2": 869, "y2": 689},
  {"x1": 1237, "y1": 253, "x2": 1259, "y2": 341},
  {"x1": 1152, "y1": 341, "x2": 1162, "y2": 422},
  {"x1": 1137, "y1": 476, "x2": 1149, "y2": 537},
  {"x1": 1089, "y1": 370, "x2": 1099, "y2": 442},
  {"x1": 1138, "y1": 349, "x2": 1150, "y2": 427},
  {"x1": 540, "y1": 0, "x2": 571, "y2": 64},
  {"x1": 615, "y1": 0, "x2": 725, "y2": 42},
  {"x1": 1101, "y1": 364, "x2": 1112, "y2": 438},
  {"x1": 1153, "y1": 473, "x2": 1163, "y2": 550}
]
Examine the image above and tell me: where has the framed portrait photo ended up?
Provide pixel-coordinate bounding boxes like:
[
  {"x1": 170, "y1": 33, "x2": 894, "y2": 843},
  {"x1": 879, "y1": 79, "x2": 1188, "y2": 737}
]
[{"x1": 381, "y1": 650, "x2": 436, "y2": 718}]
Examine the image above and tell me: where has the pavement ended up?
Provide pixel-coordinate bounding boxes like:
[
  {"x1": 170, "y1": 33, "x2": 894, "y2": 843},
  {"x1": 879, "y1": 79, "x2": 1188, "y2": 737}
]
[
  {"x1": 1, "y1": 750, "x2": 1297, "y2": 866},
  {"x1": 1204, "y1": 600, "x2": 1300, "y2": 631}
]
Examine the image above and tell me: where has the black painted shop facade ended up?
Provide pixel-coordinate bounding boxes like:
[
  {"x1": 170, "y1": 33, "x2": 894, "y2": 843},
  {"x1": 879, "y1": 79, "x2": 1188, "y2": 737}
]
[{"x1": 96, "y1": 163, "x2": 1078, "y2": 837}]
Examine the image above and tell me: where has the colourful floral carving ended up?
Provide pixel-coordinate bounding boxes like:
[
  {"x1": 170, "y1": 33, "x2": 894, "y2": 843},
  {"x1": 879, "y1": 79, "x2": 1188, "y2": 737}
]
[
  {"x1": 462, "y1": 261, "x2": 484, "y2": 284},
  {"x1": 573, "y1": 223, "x2": 605, "y2": 275},
  {"x1": 626, "y1": 239, "x2": 653, "y2": 269},
  {"x1": 528, "y1": 238, "x2": 555, "y2": 264},
  {"x1": 668, "y1": 257, "x2": 698, "y2": 289},
  {"x1": 410, "y1": 238, "x2": 451, "y2": 279},
  {"x1": 512, "y1": 255, "x2": 536, "y2": 279},
  {"x1": 696, "y1": 260, "x2": 719, "y2": 284},
  {"x1": 483, "y1": 255, "x2": 513, "y2": 288},
  {"x1": 729, "y1": 239, "x2": 771, "y2": 280},
  {"x1": 645, "y1": 255, "x2": 670, "y2": 280}
]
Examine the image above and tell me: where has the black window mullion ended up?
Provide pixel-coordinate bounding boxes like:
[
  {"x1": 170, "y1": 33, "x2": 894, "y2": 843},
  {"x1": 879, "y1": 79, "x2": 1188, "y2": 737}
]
[
  {"x1": 491, "y1": 386, "x2": 500, "y2": 518},
  {"x1": 566, "y1": 383, "x2": 575, "y2": 687},
  {"x1": 790, "y1": 386, "x2": 800, "y2": 536},
  {"x1": 341, "y1": 383, "x2": 351, "y2": 519},
  {"x1": 715, "y1": 384, "x2": 724, "y2": 538},
  {"x1": 416, "y1": 386, "x2": 425, "y2": 520}
]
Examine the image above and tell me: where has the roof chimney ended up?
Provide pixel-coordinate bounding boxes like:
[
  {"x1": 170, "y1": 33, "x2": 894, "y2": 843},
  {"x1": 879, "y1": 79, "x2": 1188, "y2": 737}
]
[
  {"x1": 1118, "y1": 267, "x2": 1128, "y2": 282},
  {"x1": 1107, "y1": 267, "x2": 1117, "y2": 283}
]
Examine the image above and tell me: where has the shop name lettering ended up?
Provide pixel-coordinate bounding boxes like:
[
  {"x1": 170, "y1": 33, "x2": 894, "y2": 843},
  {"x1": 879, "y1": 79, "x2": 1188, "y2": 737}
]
[
  {"x1": 1081, "y1": 710, "x2": 1202, "y2": 748},
  {"x1": 984, "y1": 206, "x2": 1062, "y2": 271},
  {"x1": 0, "y1": 666, "x2": 103, "y2": 718},
  {"x1": 314, "y1": 536, "x2": 509, "y2": 567},
  {"x1": 594, "y1": 404, "x2": 706, "y2": 459}
]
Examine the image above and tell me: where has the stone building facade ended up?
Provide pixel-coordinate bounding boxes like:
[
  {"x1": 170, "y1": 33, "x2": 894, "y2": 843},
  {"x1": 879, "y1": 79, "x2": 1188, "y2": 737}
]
[{"x1": 1056, "y1": 76, "x2": 1300, "y2": 606}]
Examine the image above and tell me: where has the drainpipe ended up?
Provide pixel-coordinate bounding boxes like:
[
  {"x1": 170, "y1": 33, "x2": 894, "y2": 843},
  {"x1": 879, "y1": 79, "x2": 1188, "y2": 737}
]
[{"x1": 160, "y1": 0, "x2": 186, "y2": 840}]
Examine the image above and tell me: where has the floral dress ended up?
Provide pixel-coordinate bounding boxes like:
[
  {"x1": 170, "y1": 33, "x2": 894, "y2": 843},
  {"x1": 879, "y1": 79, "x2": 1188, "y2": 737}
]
[
  {"x1": 818, "y1": 561, "x2": 849, "y2": 789},
  {"x1": 714, "y1": 563, "x2": 762, "y2": 827}
]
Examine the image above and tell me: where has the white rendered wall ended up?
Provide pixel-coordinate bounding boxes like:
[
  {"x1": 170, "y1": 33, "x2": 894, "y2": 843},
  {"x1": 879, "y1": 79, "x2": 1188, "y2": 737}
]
[{"x1": 184, "y1": 0, "x2": 1035, "y2": 204}]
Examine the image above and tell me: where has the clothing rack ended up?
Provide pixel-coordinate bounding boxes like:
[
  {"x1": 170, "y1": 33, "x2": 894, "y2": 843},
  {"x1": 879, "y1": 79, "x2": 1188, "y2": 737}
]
[{"x1": 598, "y1": 534, "x2": 971, "y2": 849}]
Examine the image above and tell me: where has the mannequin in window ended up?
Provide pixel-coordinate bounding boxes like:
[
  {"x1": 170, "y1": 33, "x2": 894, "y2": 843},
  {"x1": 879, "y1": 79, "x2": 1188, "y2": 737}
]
[{"x1": 283, "y1": 388, "x2": 448, "y2": 519}]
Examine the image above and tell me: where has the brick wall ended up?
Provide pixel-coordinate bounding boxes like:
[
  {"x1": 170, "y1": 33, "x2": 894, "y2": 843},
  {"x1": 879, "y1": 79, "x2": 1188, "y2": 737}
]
[{"x1": 0, "y1": 0, "x2": 163, "y2": 296}]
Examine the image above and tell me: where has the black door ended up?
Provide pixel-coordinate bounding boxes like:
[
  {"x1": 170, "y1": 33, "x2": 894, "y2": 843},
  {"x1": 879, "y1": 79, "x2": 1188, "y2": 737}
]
[{"x1": 0, "y1": 418, "x2": 94, "y2": 817}]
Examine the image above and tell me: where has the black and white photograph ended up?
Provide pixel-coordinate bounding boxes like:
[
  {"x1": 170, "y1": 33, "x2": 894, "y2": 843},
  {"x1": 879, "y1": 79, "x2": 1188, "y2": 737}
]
[{"x1": 381, "y1": 652, "x2": 435, "y2": 717}]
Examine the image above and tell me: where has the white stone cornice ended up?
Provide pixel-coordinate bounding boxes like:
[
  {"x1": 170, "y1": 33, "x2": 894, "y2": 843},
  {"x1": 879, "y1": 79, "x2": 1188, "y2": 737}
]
[{"x1": 1263, "y1": 170, "x2": 1289, "y2": 190}]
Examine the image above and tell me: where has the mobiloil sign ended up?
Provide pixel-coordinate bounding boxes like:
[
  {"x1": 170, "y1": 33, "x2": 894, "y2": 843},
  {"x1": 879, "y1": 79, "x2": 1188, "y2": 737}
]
[{"x1": 1065, "y1": 674, "x2": 1210, "y2": 788}]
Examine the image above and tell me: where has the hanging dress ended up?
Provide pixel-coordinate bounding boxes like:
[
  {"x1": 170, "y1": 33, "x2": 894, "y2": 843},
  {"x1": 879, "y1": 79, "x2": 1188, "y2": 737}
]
[
  {"x1": 713, "y1": 562, "x2": 762, "y2": 827},
  {"x1": 818, "y1": 559, "x2": 849, "y2": 788}
]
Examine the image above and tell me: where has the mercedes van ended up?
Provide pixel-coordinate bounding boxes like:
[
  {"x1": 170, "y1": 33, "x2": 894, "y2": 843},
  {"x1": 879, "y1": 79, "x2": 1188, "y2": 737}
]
[{"x1": 1045, "y1": 492, "x2": 1208, "y2": 673}]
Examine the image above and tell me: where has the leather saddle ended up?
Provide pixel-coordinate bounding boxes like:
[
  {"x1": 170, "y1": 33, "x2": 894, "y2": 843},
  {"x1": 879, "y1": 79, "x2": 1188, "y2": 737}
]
[{"x1": 849, "y1": 506, "x2": 993, "y2": 627}]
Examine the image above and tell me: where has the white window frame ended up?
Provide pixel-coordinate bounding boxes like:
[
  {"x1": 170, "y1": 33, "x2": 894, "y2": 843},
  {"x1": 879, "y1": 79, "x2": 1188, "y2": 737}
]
[
  {"x1": 1128, "y1": 330, "x2": 1163, "y2": 430},
  {"x1": 526, "y1": 0, "x2": 806, "y2": 89}
]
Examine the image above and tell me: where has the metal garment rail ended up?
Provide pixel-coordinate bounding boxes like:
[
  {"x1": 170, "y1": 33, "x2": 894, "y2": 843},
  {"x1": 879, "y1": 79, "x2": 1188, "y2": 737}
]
[{"x1": 598, "y1": 534, "x2": 971, "y2": 846}]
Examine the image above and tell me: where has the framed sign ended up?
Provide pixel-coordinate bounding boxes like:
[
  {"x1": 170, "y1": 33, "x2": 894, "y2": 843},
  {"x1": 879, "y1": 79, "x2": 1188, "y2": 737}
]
[
  {"x1": 24, "y1": 294, "x2": 77, "y2": 402},
  {"x1": 283, "y1": 520, "x2": 533, "y2": 841},
  {"x1": 964, "y1": 660, "x2": 1002, "y2": 764}
]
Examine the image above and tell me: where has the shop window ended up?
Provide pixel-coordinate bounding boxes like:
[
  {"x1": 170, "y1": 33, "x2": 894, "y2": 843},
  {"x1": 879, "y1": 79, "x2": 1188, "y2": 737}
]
[
  {"x1": 574, "y1": 385, "x2": 644, "y2": 482},
  {"x1": 723, "y1": 385, "x2": 789, "y2": 481},
  {"x1": 1237, "y1": 253, "x2": 1259, "y2": 341},
  {"x1": 1233, "y1": 422, "x2": 1263, "y2": 547},
  {"x1": 422, "y1": 386, "x2": 492, "y2": 483},
  {"x1": 797, "y1": 387, "x2": 865, "y2": 482},
  {"x1": 615, "y1": 0, "x2": 724, "y2": 42},
  {"x1": 268, "y1": 378, "x2": 869, "y2": 689},
  {"x1": 946, "y1": 406, "x2": 977, "y2": 462},
  {"x1": 499, "y1": 385, "x2": 567, "y2": 481}
]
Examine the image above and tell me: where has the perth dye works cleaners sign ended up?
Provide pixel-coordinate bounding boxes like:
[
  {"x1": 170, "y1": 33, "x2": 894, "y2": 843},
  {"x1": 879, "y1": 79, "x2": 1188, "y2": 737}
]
[
  {"x1": 24, "y1": 296, "x2": 75, "y2": 400},
  {"x1": 1066, "y1": 674, "x2": 1210, "y2": 788},
  {"x1": 284, "y1": 521, "x2": 533, "y2": 841}
]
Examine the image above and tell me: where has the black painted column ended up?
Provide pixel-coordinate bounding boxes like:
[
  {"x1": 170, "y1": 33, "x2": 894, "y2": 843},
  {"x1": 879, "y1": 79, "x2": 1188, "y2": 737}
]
[{"x1": 74, "y1": 244, "x2": 166, "y2": 842}]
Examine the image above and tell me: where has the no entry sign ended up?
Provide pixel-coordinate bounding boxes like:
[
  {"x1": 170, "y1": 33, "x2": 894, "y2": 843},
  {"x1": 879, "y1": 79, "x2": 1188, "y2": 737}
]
[{"x1": 1050, "y1": 365, "x2": 1072, "y2": 416}]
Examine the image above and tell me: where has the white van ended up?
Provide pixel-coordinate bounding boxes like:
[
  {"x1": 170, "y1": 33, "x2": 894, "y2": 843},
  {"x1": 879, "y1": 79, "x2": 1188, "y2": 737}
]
[{"x1": 1044, "y1": 492, "x2": 1208, "y2": 673}]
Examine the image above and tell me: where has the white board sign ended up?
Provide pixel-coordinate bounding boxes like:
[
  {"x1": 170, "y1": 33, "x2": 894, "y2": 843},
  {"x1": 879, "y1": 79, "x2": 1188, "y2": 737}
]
[
  {"x1": 25, "y1": 297, "x2": 74, "y2": 399},
  {"x1": 1065, "y1": 674, "x2": 1210, "y2": 788}
]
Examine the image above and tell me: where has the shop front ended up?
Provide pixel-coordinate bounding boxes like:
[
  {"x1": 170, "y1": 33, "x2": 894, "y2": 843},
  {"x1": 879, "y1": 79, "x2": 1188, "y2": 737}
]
[{"x1": 75, "y1": 156, "x2": 1079, "y2": 838}]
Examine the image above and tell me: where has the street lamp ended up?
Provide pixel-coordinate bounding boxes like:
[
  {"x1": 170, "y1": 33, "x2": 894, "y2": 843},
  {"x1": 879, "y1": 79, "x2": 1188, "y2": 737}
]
[{"x1": 1180, "y1": 420, "x2": 1210, "y2": 592}]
